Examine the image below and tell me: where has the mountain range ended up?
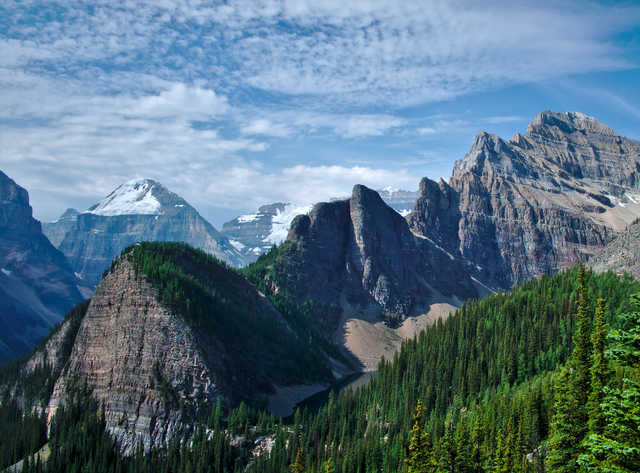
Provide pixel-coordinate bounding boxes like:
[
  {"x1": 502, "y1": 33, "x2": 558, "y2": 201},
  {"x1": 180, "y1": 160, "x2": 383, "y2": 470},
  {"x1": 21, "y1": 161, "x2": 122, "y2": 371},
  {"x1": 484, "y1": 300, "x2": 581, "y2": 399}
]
[{"x1": 1, "y1": 110, "x2": 639, "y2": 441}]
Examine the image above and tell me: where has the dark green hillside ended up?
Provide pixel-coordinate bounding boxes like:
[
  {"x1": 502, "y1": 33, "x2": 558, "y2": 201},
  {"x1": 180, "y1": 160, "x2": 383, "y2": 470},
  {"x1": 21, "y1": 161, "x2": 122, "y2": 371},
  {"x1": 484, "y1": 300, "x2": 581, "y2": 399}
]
[
  {"x1": 123, "y1": 241, "x2": 334, "y2": 387},
  {"x1": 3, "y1": 260, "x2": 639, "y2": 472},
  {"x1": 0, "y1": 299, "x2": 91, "y2": 471}
]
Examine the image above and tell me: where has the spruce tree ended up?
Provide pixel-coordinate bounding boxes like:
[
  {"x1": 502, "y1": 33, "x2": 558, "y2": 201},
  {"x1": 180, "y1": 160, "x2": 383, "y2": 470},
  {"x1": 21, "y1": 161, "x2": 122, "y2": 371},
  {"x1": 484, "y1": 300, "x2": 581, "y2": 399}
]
[
  {"x1": 587, "y1": 298, "x2": 612, "y2": 435},
  {"x1": 405, "y1": 401, "x2": 435, "y2": 473},
  {"x1": 548, "y1": 262, "x2": 593, "y2": 471},
  {"x1": 579, "y1": 292, "x2": 640, "y2": 472}
]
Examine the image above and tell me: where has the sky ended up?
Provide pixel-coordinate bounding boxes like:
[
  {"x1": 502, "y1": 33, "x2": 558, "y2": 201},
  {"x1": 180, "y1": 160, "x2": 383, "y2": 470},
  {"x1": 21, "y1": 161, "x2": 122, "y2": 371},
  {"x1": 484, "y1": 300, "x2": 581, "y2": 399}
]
[{"x1": 2, "y1": 0, "x2": 640, "y2": 228}]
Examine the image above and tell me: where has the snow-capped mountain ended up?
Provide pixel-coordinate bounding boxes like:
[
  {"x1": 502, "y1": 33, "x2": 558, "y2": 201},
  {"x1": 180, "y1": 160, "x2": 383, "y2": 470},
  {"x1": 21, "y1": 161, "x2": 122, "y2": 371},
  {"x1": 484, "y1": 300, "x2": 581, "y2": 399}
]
[
  {"x1": 222, "y1": 203, "x2": 314, "y2": 262},
  {"x1": 85, "y1": 178, "x2": 162, "y2": 216},
  {"x1": 49, "y1": 178, "x2": 249, "y2": 285}
]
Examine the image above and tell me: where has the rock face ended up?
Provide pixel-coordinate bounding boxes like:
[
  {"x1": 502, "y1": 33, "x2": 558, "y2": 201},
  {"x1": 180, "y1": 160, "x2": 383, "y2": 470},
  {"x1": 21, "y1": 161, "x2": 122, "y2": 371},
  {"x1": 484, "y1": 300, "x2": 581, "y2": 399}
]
[
  {"x1": 0, "y1": 172, "x2": 93, "y2": 363},
  {"x1": 374, "y1": 187, "x2": 419, "y2": 216},
  {"x1": 265, "y1": 185, "x2": 477, "y2": 329},
  {"x1": 47, "y1": 249, "x2": 328, "y2": 454},
  {"x1": 55, "y1": 179, "x2": 248, "y2": 286},
  {"x1": 42, "y1": 208, "x2": 79, "y2": 247},
  {"x1": 587, "y1": 220, "x2": 640, "y2": 281},
  {"x1": 408, "y1": 111, "x2": 640, "y2": 288},
  {"x1": 222, "y1": 189, "x2": 418, "y2": 265},
  {"x1": 221, "y1": 203, "x2": 314, "y2": 262}
]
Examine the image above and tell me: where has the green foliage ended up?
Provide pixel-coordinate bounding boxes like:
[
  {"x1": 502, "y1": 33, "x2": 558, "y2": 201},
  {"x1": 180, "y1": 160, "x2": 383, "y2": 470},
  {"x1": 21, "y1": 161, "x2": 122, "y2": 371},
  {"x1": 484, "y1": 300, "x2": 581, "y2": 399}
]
[
  {"x1": 124, "y1": 241, "x2": 333, "y2": 384},
  {"x1": 0, "y1": 299, "x2": 91, "y2": 471},
  {"x1": 579, "y1": 292, "x2": 640, "y2": 472},
  {"x1": 405, "y1": 400, "x2": 435, "y2": 472}
]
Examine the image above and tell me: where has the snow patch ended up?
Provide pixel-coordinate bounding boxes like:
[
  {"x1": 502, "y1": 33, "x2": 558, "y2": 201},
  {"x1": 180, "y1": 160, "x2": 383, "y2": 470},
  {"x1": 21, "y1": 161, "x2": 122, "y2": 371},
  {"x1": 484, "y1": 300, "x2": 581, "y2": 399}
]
[
  {"x1": 229, "y1": 240, "x2": 246, "y2": 251},
  {"x1": 238, "y1": 212, "x2": 260, "y2": 223},
  {"x1": 380, "y1": 186, "x2": 399, "y2": 196},
  {"x1": 618, "y1": 201, "x2": 627, "y2": 208},
  {"x1": 175, "y1": 204, "x2": 185, "y2": 207},
  {"x1": 252, "y1": 247, "x2": 262, "y2": 254},
  {"x1": 262, "y1": 203, "x2": 314, "y2": 245},
  {"x1": 85, "y1": 178, "x2": 161, "y2": 216},
  {"x1": 1, "y1": 268, "x2": 11, "y2": 277},
  {"x1": 628, "y1": 195, "x2": 638, "y2": 204},
  {"x1": 75, "y1": 272, "x2": 83, "y2": 279}
]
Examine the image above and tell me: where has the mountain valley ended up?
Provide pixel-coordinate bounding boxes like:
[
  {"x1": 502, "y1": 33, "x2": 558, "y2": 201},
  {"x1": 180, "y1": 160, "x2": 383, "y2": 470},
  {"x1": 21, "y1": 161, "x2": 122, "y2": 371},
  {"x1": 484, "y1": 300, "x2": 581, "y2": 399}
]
[{"x1": 1, "y1": 110, "x2": 640, "y2": 472}]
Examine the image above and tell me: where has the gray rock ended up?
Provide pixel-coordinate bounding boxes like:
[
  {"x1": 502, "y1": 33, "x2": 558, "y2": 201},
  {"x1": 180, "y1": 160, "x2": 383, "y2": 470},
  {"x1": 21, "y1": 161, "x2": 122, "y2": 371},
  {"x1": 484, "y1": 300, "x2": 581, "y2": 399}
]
[{"x1": 1, "y1": 172, "x2": 93, "y2": 362}]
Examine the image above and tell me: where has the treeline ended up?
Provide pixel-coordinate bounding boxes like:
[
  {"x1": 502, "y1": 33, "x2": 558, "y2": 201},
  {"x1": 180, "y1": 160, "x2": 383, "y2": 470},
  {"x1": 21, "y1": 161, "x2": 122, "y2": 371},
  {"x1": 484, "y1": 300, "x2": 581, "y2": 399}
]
[
  {"x1": 0, "y1": 299, "x2": 91, "y2": 471},
  {"x1": 122, "y1": 241, "x2": 334, "y2": 383},
  {"x1": 2, "y1": 261, "x2": 639, "y2": 472}
]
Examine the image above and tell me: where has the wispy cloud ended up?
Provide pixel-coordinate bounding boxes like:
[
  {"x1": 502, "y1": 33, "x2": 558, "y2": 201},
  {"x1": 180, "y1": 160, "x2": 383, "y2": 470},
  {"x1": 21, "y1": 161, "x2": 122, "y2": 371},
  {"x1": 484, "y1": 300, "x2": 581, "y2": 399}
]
[{"x1": 1, "y1": 0, "x2": 639, "y2": 224}]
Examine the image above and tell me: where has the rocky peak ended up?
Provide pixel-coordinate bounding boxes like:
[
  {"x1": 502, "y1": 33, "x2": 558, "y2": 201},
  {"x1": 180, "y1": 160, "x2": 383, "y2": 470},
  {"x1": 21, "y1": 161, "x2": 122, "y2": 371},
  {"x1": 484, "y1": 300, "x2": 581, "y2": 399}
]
[
  {"x1": 527, "y1": 110, "x2": 619, "y2": 139},
  {"x1": 408, "y1": 110, "x2": 640, "y2": 288},
  {"x1": 55, "y1": 179, "x2": 248, "y2": 285},
  {"x1": 1, "y1": 172, "x2": 92, "y2": 362},
  {"x1": 270, "y1": 185, "x2": 476, "y2": 329}
]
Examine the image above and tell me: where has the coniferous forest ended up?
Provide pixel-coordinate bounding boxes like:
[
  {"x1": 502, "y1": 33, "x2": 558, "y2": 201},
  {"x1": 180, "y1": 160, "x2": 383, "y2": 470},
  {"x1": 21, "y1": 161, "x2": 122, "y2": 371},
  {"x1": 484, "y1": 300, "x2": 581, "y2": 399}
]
[{"x1": 1, "y1": 254, "x2": 639, "y2": 472}]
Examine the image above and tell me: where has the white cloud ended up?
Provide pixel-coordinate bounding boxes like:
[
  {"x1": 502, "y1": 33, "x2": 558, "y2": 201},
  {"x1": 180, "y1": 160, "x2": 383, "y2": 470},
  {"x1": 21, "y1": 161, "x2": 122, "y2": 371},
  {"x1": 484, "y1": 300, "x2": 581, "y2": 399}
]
[
  {"x1": 482, "y1": 116, "x2": 527, "y2": 124},
  {"x1": 241, "y1": 119, "x2": 291, "y2": 137},
  {"x1": 417, "y1": 119, "x2": 470, "y2": 135},
  {"x1": 339, "y1": 116, "x2": 405, "y2": 138}
]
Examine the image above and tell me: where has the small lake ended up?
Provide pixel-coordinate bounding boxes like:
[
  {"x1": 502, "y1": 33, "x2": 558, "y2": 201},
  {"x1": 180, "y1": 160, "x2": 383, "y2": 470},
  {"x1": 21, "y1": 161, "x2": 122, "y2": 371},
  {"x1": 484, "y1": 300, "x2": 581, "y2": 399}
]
[{"x1": 283, "y1": 372, "x2": 375, "y2": 424}]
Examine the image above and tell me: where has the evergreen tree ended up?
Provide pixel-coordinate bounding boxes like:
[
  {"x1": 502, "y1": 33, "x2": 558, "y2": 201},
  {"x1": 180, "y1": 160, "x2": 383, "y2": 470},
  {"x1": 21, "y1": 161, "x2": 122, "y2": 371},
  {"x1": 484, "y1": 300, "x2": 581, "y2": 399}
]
[
  {"x1": 579, "y1": 292, "x2": 640, "y2": 472},
  {"x1": 290, "y1": 449, "x2": 307, "y2": 473},
  {"x1": 548, "y1": 263, "x2": 593, "y2": 471},
  {"x1": 405, "y1": 401, "x2": 435, "y2": 473},
  {"x1": 587, "y1": 298, "x2": 613, "y2": 435}
]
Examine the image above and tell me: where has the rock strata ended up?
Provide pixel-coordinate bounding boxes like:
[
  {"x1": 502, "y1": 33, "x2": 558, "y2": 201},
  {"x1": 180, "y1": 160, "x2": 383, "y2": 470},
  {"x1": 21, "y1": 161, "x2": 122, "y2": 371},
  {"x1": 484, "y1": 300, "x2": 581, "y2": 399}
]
[
  {"x1": 1, "y1": 171, "x2": 92, "y2": 362},
  {"x1": 587, "y1": 220, "x2": 640, "y2": 281},
  {"x1": 56, "y1": 179, "x2": 248, "y2": 286},
  {"x1": 408, "y1": 111, "x2": 640, "y2": 288}
]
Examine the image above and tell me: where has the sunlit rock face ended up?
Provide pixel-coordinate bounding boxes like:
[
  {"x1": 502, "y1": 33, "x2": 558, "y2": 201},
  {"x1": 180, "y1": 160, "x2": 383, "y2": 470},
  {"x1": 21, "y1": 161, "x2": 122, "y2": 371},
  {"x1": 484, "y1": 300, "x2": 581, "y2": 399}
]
[
  {"x1": 53, "y1": 178, "x2": 249, "y2": 286},
  {"x1": 408, "y1": 111, "x2": 640, "y2": 288}
]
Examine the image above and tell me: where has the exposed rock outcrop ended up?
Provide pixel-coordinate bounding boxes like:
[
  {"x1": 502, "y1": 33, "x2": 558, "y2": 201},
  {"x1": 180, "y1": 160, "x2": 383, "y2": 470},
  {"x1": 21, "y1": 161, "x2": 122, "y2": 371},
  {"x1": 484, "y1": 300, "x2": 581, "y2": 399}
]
[
  {"x1": 46, "y1": 246, "x2": 334, "y2": 454},
  {"x1": 56, "y1": 179, "x2": 248, "y2": 286},
  {"x1": 265, "y1": 185, "x2": 477, "y2": 329},
  {"x1": 587, "y1": 220, "x2": 640, "y2": 281},
  {"x1": 42, "y1": 208, "x2": 79, "y2": 247},
  {"x1": 1, "y1": 172, "x2": 93, "y2": 363},
  {"x1": 408, "y1": 111, "x2": 640, "y2": 288},
  {"x1": 221, "y1": 203, "x2": 313, "y2": 262}
]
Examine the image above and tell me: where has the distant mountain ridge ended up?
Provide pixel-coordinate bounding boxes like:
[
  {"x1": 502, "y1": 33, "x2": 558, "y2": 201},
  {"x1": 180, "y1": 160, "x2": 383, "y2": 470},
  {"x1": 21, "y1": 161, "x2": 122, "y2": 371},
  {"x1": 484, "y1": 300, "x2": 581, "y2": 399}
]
[
  {"x1": 45, "y1": 178, "x2": 249, "y2": 286},
  {"x1": 0, "y1": 171, "x2": 93, "y2": 363},
  {"x1": 222, "y1": 188, "x2": 418, "y2": 264}
]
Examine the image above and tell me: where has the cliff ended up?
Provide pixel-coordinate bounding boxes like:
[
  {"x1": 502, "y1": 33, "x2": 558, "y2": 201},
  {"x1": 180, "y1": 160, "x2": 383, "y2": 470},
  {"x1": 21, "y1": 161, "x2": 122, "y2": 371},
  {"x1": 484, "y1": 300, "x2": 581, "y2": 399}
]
[
  {"x1": 1, "y1": 172, "x2": 93, "y2": 362},
  {"x1": 408, "y1": 111, "x2": 640, "y2": 287}
]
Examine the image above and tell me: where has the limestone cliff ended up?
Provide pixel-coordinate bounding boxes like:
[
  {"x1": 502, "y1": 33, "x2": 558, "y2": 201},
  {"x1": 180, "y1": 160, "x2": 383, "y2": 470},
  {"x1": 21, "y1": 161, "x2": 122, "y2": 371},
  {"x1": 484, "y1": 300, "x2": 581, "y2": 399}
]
[
  {"x1": 587, "y1": 220, "x2": 640, "y2": 281},
  {"x1": 408, "y1": 111, "x2": 640, "y2": 287},
  {"x1": 47, "y1": 243, "x2": 333, "y2": 453},
  {"x1": 261, "y1": 185, "x2": 477, "y2": 330}
]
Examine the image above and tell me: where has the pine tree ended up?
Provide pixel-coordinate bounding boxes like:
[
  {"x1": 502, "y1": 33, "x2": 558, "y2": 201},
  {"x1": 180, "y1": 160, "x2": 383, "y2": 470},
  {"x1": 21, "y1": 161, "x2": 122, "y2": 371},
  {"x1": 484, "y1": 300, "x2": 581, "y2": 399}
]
[
  {"x1": 290, "y1": 449, "x2": 306, "y2": 473},
  {"x1": 587, "y1": 298, "x2": 612, "y2": 435},
  {"x1": 579, "y1": 292, "x2": 640, "y2": 472},
  {"x1": 548, "y1": 263, "x2": 593, "y2": 471},
  {"x1": 405, "y1": 401, "x2": 435, "y2": 473}
]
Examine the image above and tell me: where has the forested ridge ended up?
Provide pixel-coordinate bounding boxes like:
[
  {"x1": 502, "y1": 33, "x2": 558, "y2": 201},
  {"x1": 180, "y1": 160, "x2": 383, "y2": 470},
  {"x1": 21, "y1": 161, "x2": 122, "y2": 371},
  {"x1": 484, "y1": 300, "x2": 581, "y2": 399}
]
[{"x1": 1, "y1": 255, "x2": 639, "y2": 472}]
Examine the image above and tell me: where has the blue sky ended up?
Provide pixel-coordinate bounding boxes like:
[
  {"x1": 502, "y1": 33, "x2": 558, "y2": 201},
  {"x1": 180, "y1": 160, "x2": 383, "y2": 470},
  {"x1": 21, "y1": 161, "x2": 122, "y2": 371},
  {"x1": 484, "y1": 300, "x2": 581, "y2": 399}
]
[{"x1": 2, "y1": 0, "x2": 639, "y2": 228}]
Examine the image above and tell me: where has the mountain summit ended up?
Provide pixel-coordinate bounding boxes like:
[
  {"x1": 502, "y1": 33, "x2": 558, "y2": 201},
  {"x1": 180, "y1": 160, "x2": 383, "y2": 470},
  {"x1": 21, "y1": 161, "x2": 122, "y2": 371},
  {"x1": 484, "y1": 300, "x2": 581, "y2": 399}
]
[
  {"x1": 46, "y1": 178, "x2": 249, "y2": 286},
  {"x1": 409, "y1": 110, "x2": 640, "y2": 287}
]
